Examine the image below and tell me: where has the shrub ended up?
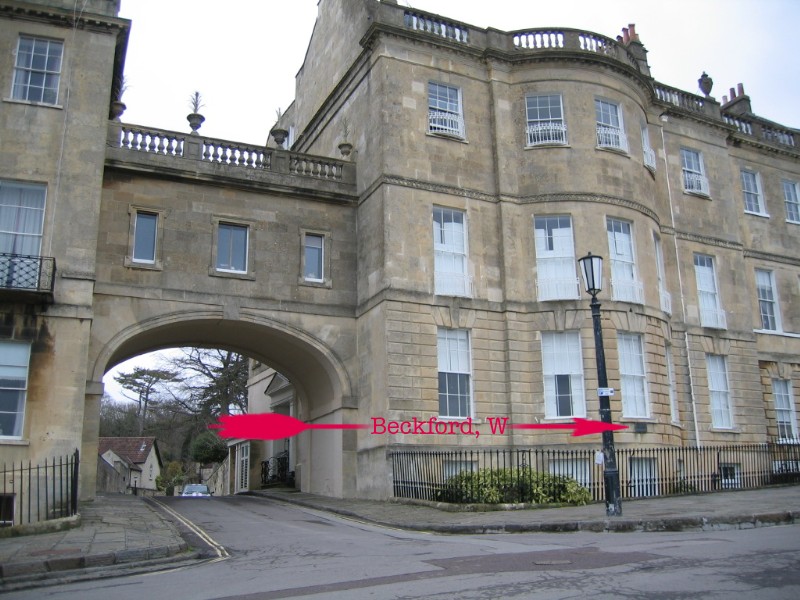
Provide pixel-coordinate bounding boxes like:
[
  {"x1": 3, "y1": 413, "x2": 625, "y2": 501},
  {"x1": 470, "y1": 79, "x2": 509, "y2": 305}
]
[{"x1": 435, "y1": 466, "x2": 591, "y2": 506}]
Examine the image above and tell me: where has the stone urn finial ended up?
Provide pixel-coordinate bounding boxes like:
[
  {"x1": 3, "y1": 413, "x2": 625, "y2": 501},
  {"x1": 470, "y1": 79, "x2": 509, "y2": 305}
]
[
  {"x1": 187, "y1": 91, "x2": 205, "y2": 135},
  {"x1": 698, "y1": 72, "x2": 713, "y2": 97},
  {"x1": 110, "y1": 100, "x2": 127, "y2": 121},
  {"x1": 270, "y1": 127, "x2": 289, "y2": 148}
]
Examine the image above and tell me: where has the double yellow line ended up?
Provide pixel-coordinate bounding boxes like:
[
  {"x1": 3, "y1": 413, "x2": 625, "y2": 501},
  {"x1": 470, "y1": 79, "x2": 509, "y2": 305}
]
[{"x1": 151, "y1": 498, "x2": 230, "y2": 561}]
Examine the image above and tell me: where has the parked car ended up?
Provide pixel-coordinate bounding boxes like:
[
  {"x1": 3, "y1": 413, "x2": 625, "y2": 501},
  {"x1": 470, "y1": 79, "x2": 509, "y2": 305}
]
[{"x1": 181, "y1": 483, "x2": 212, "y2": 498}]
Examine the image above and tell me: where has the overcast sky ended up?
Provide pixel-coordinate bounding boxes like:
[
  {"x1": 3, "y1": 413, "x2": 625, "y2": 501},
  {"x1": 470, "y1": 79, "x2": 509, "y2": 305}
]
[{"x1": 106, "y1": 0, "x2": 798, "y2": 399}]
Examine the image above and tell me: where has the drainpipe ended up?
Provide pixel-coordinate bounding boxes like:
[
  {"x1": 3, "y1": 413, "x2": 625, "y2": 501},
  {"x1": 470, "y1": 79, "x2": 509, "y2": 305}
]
[{"x1": 659, "y1": 118, "x2": 702, "y2": 449}]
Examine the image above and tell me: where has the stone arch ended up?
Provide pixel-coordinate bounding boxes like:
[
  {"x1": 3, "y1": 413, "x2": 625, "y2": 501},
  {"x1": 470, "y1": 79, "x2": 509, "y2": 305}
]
[
  {"x1": 91, "y1": 310, "x2": 353, "y2": 410},
  {"x1": 88, "y1": 310, "x2": 357, "y2": 498}
]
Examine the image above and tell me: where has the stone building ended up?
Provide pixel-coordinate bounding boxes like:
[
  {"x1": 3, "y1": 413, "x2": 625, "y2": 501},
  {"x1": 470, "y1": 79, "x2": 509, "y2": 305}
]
[
  {"x1": 267, "y1": 0, "x2": 800, "y2": 497},
  {"x1": 1, "y1": 0, "x2": 798, "y2": 511}
]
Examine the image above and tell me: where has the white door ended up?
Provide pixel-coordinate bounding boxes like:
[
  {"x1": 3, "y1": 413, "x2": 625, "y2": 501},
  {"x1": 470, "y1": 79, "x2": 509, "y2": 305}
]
[{"x1": 235, "y1": 442, "x2": 250, "y2": 493}]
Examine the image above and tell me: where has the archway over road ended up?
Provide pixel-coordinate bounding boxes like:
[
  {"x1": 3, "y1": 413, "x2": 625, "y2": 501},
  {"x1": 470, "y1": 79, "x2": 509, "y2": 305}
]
[{"x1": 86, "y1": 308, "x2": 358, "y2": 499}]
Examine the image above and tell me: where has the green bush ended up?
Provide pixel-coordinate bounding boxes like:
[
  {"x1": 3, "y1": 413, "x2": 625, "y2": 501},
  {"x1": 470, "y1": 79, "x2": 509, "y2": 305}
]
[{"x1": 435, "y1": 466, "x2": 591, "y2": 506}]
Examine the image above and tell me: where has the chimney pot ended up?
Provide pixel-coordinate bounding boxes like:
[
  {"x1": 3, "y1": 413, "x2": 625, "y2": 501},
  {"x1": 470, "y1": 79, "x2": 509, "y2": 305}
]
[
  {"x1": 737, "y1": 83, "x2": 745, "y2": 96},
  {"x1": 628, "y1": 24, "x2": 637, "y2": 40},
  {"x1": 729, "y1": 87, "x2": 736, "y2": 99},
  {"x1": 622, "y1": 27, "x2": 630, "y2": 43},
  {"x1": 722, "y1": 95, "x2": 729, "y2": 104}
]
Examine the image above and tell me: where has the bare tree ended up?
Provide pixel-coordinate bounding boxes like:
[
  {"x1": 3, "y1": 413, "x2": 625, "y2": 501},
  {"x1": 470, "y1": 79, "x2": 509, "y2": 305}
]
[
  {"x1": 168, "y1": 348, "x2": 248, "y2": 417},
  {"x1": 113, "y1": 366, "x2": 180, "y2": 435}
]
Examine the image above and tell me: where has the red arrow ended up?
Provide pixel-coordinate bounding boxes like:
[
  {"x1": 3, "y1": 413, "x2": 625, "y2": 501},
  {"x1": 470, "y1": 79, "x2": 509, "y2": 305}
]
[
  {"x1": 210, "y1": 413, "x2": 369, "y2": 441},
  {"x1": 510, "y1": 418, "x2": 628, "y2": 437},
  {"x1": 210, "y1": 414, "x2": 626, "y2": 440}
]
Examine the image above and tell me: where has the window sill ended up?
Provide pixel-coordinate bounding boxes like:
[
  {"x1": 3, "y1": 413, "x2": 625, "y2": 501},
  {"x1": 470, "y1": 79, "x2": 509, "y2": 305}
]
[
  {"x1": 209, "y1": 269, "x2": 255, "y2": 281},
  {"x1": 595, "y1": 145, "x2": 630, "y2": 157},
  {"x1": 744, "y1": 210, "x2": 770, "y2": 218},
  {"x1": 124, "y1": 257, "x2": 163, "y2": 271},
  {"x1": 299, "y1": 277, "x2": 332, "y2": 289},
  {"x1": 3, "y1": 97, "x2": 63, "y2": 110},
  {"x1": 525, "y1": 143, "x2": 570, "y2": 149},
  {"x1": 754, "y1": 329, "x2": 800, "y2": 339},
  {"x1": 427, "y1": 131, "x2": 468, "y2": 144},
  {"x1": 683, "y1": 190, "x2": 711, "y2": 200},
  {"x1": 708, "y1": 427, "x2": 740, "y2": 433},
  {"x1": 0, "y1": 438, "x2": 30, "y2": 446}
]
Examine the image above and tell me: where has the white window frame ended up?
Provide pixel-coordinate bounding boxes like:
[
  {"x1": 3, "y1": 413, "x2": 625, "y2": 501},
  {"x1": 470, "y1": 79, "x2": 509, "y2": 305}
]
[
  {"x1": 773, "y1": 379, "x2": 798, "y2": 441},
  {"x1": 618, "y1": 332, "x2": 649, "y2": 418},
  {"x1": 212, "y1": 219, "x2": 251, "y2": 276},
  {"x1": 741, "y1": 169, "x2": 767, "y2": 216},
  {"x1": 0, "y1": 181, "x2": 46, "y2": 258},
  {"x1": 235, "y1": 441, "x2": 250, "y2": 493},
  {"x1": 534, "y1": 215, "x2": 579, "y2": 300},
  {"x1": 641, "y1": 126, "x2": 656, "y2": 170},
  {"x1": 437, "y1": 328, "x2": 472, "y2": 419},
  {"x1": 0, "y1": 342, "x2": 31, "y2": 439},
  {"x1": 541, "y1": 331, "x2": 586, "y2": 419},
  {"x1": 548, "y1": 458, "x2": 591, "y2": 488},
  {"x1": 719, "y1": 463, "x2": 741, "y2": 488},
  {"x1": 428, "y1": 82, "x2": 465, "y2": 139},
  {"x1": 303, "y1": 232, "x2": 324, "y2": 282},
  {"x1": 433, "y1": 206, "x2": 471, "y2": 297},
  {"x1": 694, "y1": 254, "x2": 727, "y2": 329},
  {"x1": 525, "y1": 94, "x2": 567, "y2": 146},
  {"x1": 782, "y1": 180, "x2": 800, "y2": 224},
  {"x1": 594, "y1": 99, "x2": 628, "y2": 152},
  {"x1": 11, "y1": 36, "x2": 63, "y2": 105},
  {"x1": 131, "y1": 210, "x2": 158, "y2": 265},
  {"x1": 680, "y1": 148, "x2": 710, "y2": 196},
  {"x1": 606, "y1": 218, "x2": 643, "y2": 303},
  {"x1": 629, "y1": 457, "x2": 658, "y2": 497},
  {"x1": 755, "y1": 269, "x2": 781, "y2": 332},
  {"x1": 706, "y1": 354, "x2": 733, "y2": 429},
  {"x1": 653, "y1": 233, "x2": 671, "y2": 314},
  {"x1": 0, "y1": 181, "x2": 47, "y2": 290}
]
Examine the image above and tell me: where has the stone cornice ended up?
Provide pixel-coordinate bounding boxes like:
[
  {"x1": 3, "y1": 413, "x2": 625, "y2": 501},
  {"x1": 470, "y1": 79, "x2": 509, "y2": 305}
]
[
  {"x1": 517, "y1": 192, "x2": 659, "y2": 223},
  {"x1": 675, "y1": 231, "x2": 743, "y2": 251},
  {"x1": 728, "y1": 133, "x2": 800, "y2": 160},
  {"x1": 104, "y1": 156, "x2": 358, "y2": 207},
  {"x1": 744, "y1": 249, "x2": 800, "y2": 268},
  {"x1": 0, "y1": 1, "x2": 128, "y2": 34},
  {"x1": 373, "y1": 175, "x2": 497, "y2": 203}
]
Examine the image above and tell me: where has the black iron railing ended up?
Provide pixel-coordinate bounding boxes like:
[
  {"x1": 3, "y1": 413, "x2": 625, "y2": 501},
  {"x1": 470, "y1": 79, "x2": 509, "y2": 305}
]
[
  {"x1": 0, "y1": 252, "x2": 56, "y2": 293},
  {"x1": 261, "y1": 451, "x2": 290, "y2": 486},
  {"x1": 1, "y1": 449, "x2": 79, "y2": 526},
  {"x1": 390, "y1": 442, "x2": 800, "y2": 503}
]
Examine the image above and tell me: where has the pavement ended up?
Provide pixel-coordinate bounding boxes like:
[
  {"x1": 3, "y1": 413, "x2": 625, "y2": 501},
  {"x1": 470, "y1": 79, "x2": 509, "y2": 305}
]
[{"x1": 1, "y1": 485, "x2": 799, "y2": 591}]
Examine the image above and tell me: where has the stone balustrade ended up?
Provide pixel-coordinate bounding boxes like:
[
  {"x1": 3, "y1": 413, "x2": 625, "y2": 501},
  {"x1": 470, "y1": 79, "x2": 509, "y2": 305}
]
[
  {"x1": 403, "y1": 10, "x2": 468, "y2": 44},
  {"x1": 512, "y1": 28, "x2": 640, "y2": 71},
  {"x1": 654, "y1": 84, "x2": 706, "y2": 114},
  {"x1": 723, "y1": 113, "x2": 797, "y2": 149},
  {"x1": 107, "y1": 121, "x2": 356, "y2": 193}
]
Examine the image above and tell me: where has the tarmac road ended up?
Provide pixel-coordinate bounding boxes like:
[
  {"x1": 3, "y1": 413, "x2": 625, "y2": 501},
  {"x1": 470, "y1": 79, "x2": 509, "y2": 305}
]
[{"x1": 4, "y1": 493, "x2": 800, "y2": 599}]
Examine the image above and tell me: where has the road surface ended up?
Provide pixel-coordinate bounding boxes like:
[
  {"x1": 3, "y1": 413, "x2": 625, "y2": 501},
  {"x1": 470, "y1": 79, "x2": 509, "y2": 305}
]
[{"x1": 6, "y1": 494, "x2": 800, "y2": 599}]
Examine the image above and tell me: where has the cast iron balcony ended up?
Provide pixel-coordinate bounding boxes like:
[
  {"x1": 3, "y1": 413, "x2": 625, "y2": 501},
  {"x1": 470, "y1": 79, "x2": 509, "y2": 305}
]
[{"x1": 0, "y1": 253, "x2": 56, "y2": 303}]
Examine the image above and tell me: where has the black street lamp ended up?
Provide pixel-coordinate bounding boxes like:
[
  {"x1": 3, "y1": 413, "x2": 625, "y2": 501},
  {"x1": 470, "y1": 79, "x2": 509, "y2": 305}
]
[{"x1": 578, "y1": 252, "x2": 623, "y2": 517}]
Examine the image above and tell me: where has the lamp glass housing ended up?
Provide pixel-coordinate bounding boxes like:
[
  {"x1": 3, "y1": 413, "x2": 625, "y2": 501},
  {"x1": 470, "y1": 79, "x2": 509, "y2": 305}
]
[{"x1": 579, "y1": 253, "x2": 604, "y2": 295}]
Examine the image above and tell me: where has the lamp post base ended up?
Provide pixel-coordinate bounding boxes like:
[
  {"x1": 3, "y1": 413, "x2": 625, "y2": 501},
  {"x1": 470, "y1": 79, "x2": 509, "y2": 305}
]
[{"x1": 604, "y1": 468, "x2": 623, "y2": 517}]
